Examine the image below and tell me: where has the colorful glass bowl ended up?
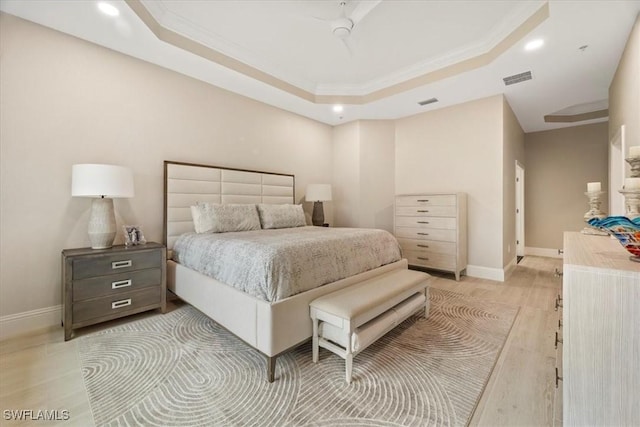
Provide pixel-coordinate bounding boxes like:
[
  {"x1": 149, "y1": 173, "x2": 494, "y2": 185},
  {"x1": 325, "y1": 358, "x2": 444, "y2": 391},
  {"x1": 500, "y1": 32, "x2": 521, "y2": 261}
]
[{"x1": 588, "y1": 216, "x2": 640, "y2": 257}]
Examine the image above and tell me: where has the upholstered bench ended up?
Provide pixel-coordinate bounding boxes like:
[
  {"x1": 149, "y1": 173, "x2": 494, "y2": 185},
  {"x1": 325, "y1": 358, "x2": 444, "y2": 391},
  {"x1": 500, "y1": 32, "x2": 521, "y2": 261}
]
[{"x1": 309, "y1": 268, "x2": 430, "y2": 383}]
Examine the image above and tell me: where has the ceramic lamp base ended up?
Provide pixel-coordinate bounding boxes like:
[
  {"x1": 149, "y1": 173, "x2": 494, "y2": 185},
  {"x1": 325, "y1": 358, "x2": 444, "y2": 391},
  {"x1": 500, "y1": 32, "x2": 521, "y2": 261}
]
[
  {"x1": 88, "y1": 197, "x2": 116, "y2": 249},
  {"x1": 312, "y1": 201, "x2": 325, "y2": 226}
]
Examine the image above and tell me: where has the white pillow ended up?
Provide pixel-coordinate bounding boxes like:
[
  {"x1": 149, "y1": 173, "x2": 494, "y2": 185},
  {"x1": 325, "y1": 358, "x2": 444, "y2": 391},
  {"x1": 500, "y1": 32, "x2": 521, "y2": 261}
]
[
  {"x1": 191, "y1": 203, "x2": 261, "y2": 233},
  {"x1": 257, "y1": 204, "x2": 306, "y2": 229}
]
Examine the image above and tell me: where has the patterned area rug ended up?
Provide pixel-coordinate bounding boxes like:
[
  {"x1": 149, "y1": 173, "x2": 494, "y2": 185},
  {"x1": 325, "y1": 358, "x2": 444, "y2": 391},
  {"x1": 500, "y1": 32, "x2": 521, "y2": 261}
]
[{"x1": 79, "y1": 288, "x2": 518, "y2": 426}]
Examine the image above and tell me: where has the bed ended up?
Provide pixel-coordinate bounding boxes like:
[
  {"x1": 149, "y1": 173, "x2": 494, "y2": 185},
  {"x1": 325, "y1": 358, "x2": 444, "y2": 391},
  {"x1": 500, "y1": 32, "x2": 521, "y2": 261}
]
[{"x1": 163, "y1": 161, "x2": 408, "y2": 381}]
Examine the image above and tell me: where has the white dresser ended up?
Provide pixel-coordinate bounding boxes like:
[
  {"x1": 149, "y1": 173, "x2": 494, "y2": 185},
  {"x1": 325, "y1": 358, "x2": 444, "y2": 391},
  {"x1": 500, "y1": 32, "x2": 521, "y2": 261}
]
[
  {"x1": 562, "y1": 232, "x2": 640, "y2": 426},
  {"x1": 394, "y1": 193, "x2": 467, "y2": 280}
]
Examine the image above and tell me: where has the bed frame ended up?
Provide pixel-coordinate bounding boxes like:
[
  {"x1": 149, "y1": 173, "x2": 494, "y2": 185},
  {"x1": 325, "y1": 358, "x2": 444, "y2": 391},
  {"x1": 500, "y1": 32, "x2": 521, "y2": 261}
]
[{"x1": 163, "y1": 160, "x2": 408, "y2": 382}]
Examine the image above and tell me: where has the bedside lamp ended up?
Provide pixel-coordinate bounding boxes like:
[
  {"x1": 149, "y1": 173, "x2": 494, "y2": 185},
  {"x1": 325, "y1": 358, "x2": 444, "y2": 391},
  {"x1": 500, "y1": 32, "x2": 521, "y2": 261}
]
[
  {"x1": 72, "y1": 164, "x2": 134, "y2": 249},
  {"x1": 306, "y1": 184, "x2": 332, "y2": 226}
]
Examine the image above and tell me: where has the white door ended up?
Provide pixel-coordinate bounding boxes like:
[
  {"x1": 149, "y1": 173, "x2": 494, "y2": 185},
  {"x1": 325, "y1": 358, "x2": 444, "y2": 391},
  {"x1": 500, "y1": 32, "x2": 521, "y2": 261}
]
[
  {"x1": 609, "y1": 125, "x2": 626, "y2": 215},
  {"x1": 516, "y1": 162, "x2": 525, "y2": 257}
]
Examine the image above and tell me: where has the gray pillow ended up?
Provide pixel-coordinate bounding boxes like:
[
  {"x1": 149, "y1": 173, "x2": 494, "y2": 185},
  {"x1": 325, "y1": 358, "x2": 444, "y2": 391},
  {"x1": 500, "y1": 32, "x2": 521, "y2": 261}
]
[
  {"x1": 257, "y1": 204, "x2": 306, "y2": 229},
  {"x1": 191, "y1": 203, "x2": 261, "y2": 233}
]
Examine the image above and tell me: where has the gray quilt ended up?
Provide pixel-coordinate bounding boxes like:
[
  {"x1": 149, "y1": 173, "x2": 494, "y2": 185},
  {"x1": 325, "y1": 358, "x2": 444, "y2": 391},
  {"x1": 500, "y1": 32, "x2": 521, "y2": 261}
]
[{"x1": 172, "y1": 226, "x2": 402, "y2": 302}]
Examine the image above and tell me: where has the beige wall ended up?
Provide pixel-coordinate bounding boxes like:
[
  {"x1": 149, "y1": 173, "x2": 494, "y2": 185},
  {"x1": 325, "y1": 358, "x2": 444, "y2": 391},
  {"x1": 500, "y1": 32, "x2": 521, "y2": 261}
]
[
  {"x1": 331, "y1": 120, "x2": 395, "y2": 232},
  {"x1": 502, "y1": 98, "x2": 525, "y2": 266},
  {"x1": 524, "y1": 123, "x2": 609, "y2": 250},
  {"x1": 357, "y1": 120, "x2": 396, "y2": 232},
  {"x1": 609, "y1": 14, "x2": 640, "y2": 148},
  {"x1": 395, "y1": 95, "x2": 504, "y2": 271},
  {"x1": 0, "y1": 14, "x2": 333, "y2": 318},
  {"x1": 332, "y1": 121, "x2": 360, "y2": 227}
]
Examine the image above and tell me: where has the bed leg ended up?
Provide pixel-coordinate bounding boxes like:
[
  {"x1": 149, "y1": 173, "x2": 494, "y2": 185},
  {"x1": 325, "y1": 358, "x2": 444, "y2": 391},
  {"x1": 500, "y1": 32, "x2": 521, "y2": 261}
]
[{"x1": 267, "y1": 356, "x2": 276, "y2": 383}]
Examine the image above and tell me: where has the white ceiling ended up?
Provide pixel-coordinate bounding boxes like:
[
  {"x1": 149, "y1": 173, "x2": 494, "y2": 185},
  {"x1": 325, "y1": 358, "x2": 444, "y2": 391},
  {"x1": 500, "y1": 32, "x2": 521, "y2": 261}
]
[{"x1": 2, "y1": 0, "x2": 639, "y2": 132}]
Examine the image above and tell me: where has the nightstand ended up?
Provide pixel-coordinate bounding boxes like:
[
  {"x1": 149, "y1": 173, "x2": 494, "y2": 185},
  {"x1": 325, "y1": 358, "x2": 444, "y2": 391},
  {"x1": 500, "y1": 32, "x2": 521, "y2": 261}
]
[{"x1": 62, "y1": 242, "x2": 166, "y2": 341}]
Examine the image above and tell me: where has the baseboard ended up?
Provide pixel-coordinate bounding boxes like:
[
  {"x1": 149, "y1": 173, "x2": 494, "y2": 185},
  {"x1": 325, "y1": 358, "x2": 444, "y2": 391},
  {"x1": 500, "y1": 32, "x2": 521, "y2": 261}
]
[
  {"x1": 525, "y1": 246, "x2": 563, "y2": 259},
  {"x1": 466, "y1": 265, "x2": 506, "y2": 282},
  {"x1": 0, "y1": 305, "x2": 62, "y2": 341}
]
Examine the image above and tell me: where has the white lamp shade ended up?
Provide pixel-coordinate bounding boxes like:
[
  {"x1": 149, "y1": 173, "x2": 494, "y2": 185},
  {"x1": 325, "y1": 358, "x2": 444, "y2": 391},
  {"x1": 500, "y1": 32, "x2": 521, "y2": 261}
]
[
  {"x1": 306, "y1": 184, "x2": 332, "y2": 202},
  {"x1": 72, "y1": 164, "x2": 134, "y2": 198}
]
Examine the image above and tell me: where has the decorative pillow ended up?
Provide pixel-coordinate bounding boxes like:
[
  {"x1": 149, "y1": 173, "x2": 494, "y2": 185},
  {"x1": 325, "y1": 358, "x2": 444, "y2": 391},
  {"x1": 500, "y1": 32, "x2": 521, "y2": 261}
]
[
  {"x1": 257, "y1": 204, "x2": 306, "y2": 229},
  {"x1": 191, "y1": 203, "x2": 261, "y2": 233}
]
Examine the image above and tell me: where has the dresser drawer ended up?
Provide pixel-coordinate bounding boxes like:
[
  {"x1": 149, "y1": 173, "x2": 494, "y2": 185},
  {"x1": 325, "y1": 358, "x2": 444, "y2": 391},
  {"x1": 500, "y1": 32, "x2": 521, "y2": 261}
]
[
  {"x1": 404, "y1": 250, "x2": 456, "y2": 270},
  {"x1": 73, "y1": 250, "x2": 162, "y2": 280},
  {"x1": 395, "y1": 227, "x2": 456, "y2": 242},
  {"x1": 395, "y1": 205, "x2": 457, "y2": 218},
  {"x1": 396, "y1": 195, "x2": 456, "y2": 207},
  {"x1": 73, "y1": 268, "x2": 162, "y2": 301},
  {"x1": 395, "y1": 216, "x2": 456, "y2": 229},
  {"x1": 72, "y1": 287, "x2": 161, "y2": 324},
  {"x1": 397, "y1": 238, "x2": 456, "y2": 255}
]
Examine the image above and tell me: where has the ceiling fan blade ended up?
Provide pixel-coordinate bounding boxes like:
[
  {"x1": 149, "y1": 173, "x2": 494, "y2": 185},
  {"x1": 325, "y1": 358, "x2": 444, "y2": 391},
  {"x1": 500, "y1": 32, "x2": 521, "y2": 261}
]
[{"x1": 348, "y1": 0, "x2": 382, "y2": 26}]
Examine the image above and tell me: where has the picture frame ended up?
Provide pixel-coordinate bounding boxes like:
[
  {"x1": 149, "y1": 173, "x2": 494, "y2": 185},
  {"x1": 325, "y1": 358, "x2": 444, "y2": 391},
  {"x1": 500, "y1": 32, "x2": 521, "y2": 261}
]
[{"x1": 123, "y1": 225, "x2": 146, "y2": 247}]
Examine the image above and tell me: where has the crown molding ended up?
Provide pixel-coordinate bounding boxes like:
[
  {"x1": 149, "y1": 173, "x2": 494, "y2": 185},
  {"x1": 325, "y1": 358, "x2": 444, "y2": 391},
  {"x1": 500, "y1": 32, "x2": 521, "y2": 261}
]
[{"x1": 128, "y1": 0, "x2": 549, "y2": 105}]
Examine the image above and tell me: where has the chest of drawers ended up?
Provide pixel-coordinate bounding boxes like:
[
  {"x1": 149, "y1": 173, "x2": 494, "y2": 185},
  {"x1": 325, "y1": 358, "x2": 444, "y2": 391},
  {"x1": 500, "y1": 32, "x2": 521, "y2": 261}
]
[
  {"x1": 394, "y1": 193, "x2": 467, "y2": 280},
  {"x1": 62, "y1": 242, "x2": 166, "y2": 340}
]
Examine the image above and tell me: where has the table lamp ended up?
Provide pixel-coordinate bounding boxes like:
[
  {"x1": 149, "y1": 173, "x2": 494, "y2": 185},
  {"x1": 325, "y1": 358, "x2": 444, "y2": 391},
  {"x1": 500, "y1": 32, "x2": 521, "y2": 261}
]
[
  {"x1": 306, "y1": 184, "x2": 332, "y2": 226},
  {"x1": 72, "y1": 164, "x2": 134, "y2": 249}
]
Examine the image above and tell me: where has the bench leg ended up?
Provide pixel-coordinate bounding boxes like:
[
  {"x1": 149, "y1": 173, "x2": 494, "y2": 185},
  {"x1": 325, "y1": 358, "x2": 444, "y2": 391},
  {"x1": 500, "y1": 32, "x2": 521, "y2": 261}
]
[
  {"x1": 345, "y1": 332, "x2": 353, "y2": 384},
  {"x1": 267, "y1": 356, "x2": 276, "y2": 383},
  {"x1": 312, "y1": 318, "x2": 319, "y2": 363}
]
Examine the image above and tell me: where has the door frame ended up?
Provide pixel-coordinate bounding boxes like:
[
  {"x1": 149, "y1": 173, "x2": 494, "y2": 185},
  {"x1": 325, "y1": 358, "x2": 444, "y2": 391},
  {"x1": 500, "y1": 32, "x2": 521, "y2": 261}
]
[{"x1": 516, "y1": 161, "x2": 525, "y2": 257}]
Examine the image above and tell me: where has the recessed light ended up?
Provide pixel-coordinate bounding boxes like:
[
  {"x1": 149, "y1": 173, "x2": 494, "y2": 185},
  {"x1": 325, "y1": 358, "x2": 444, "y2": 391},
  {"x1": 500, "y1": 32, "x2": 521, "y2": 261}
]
[
  {"x1": 525, "y1": 39, "x2": 544, "y2": 51},
  {"x1": 333, "y1": 105, "x2": 344, "y2": 113},
  {"x1": 97, "y1": 2, "x2": 120, "y2": 17}
]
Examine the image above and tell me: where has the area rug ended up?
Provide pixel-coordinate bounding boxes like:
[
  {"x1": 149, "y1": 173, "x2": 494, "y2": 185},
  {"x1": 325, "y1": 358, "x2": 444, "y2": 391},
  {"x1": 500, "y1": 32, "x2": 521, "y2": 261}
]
[{"x1": 78, "y1": 288, "x2": 518, "y2": 426}]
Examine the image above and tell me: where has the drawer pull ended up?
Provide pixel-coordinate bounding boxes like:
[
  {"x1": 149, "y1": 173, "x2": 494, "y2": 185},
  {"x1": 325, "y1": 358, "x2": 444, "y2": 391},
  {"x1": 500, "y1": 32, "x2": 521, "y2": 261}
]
[
  {"x1": 417, "y1": 199, "x2": 429, "y2": 202},
  {"x1": 112, "y1": 279, "x2": 132, "y2": 289},
  {"x1": 417, "y1": 210, "x2": 429, "y2": 213},
  {"x1": 555, "y1": 367, "x2": 563, "y2": 388},
  {"x1": 554, "y1": 268, "x2": 563, "y2": 277},
  {"x1": 558, "y1": 319, "x2": 562, "y2": 328},
  {"x1": 417, "y1": 257, "x2": 429, "y2": 261},
  {"x1": 417, "y1": 244, "x2": 429, "y2": 248},
  {"x1": 555, "y1": 331, "x2": 563, "y2": 349},
  {"x1": 112, "y1": 260, "x2": 132, "y2": 269},
  {"x1": 417, "y1": 221, "x2": 430, "y2": 224},
  {"x1": 417, "y1": 232, "x2": 429, "y2": 236},
  {"x1": 112, "y1": 299, "x2": 132, "y2": 309}
]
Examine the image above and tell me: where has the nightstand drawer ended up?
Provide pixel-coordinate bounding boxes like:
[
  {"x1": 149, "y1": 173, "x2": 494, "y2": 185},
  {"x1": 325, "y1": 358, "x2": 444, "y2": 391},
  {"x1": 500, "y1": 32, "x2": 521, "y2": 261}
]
[
  {"x1": 72, "y1": 287, "x2": 161, "y2": 324},
  {"x1": 73, "y1": 268, "x2": 162, "y2": 301},
  {"x1": 73, "y1": 250, "x2": 162, "y2": 280}
]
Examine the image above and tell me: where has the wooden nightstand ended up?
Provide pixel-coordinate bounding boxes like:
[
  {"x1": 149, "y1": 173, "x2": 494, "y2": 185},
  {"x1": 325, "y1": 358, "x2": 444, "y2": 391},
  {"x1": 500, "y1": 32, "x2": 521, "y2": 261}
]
[{"x1": 62, "y1": 242, "x2": 166, "y2": 341}]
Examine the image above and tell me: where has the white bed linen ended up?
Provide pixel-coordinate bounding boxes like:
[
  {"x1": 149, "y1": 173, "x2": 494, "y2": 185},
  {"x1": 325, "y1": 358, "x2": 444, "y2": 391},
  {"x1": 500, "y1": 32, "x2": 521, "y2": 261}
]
[{"x1": 172, "y1": 226, "x2": 402, "y2": 302}]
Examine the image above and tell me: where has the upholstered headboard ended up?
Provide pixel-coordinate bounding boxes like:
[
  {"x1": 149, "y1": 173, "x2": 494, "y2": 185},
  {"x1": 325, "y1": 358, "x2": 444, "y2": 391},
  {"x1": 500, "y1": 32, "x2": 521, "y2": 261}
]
[{"x1": 164, "y1": 161, "x2": 295, "y2": 250}]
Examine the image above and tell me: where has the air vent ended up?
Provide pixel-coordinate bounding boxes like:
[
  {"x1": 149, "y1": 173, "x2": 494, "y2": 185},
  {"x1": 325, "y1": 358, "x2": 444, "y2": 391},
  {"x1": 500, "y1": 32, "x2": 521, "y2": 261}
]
[
  {"x1": 503, "y1": 71, "x2": 532, "y2": 86},
  {"x1": 418, "y1": 98, "x2": 438, "y2": 106}
]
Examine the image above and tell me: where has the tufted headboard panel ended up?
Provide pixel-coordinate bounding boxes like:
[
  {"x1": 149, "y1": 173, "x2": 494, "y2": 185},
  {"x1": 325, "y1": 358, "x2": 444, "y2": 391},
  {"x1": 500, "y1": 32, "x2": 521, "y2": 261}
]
[{"x1": 163, "y1": 161, "x2": 295, "y2": 250}]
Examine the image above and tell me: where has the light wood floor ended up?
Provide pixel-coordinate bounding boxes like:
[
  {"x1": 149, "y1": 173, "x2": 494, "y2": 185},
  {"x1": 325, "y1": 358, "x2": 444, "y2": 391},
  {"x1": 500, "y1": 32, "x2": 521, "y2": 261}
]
[{"x1": 0, "y1": 255, "x2": 563, "y2": 426}]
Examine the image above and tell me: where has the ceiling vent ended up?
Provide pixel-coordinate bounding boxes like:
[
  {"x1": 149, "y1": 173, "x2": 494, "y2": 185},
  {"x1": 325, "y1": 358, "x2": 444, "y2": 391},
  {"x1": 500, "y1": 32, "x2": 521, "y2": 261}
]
[
  {"x1": 503, "y1": 71, "x2": 532, "y2": 86},
  {"x1": 418, "y1": 98, "x2": 438, "y2": 106}
]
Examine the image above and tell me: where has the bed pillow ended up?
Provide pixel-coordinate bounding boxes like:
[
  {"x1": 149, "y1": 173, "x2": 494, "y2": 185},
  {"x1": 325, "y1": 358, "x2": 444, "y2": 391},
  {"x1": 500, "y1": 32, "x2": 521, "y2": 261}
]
[
  {"x1": 257, "y1": 204, "x2": 306, "y2": 229},
  {"x1": 191, "y1": 203, "x2": 261, "y2": 233}
]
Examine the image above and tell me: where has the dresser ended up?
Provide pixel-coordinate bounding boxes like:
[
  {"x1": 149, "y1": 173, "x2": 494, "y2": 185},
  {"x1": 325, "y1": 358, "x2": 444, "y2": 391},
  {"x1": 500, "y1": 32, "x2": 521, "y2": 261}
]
[
  {"x1": 562, "y1": 232, "x2": 640, "y2": 426},
  {"x1": 62, "y1": 242, "x2": 166, "y2": 340},
  {"x1": 394, "y1": 193, "x2": 467, "y2": 280}
]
